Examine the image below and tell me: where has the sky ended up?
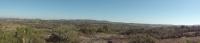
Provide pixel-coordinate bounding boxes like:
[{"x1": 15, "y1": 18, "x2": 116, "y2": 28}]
[{"x1": 0, "y1": 0, "x2": 200, "y2": 25}]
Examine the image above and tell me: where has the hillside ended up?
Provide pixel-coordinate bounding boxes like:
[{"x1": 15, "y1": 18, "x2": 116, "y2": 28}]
[{"x1": 0, "y1": 18, "x2": 200, "y2": 43}]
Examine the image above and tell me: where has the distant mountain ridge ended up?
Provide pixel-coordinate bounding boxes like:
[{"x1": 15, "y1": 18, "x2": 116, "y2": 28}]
[{"x1": 0, "y1": 18, "x2": 173, "y2": 27}]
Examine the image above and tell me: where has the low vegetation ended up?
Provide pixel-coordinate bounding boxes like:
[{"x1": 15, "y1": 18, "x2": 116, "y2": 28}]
[
  {"x1": 0, "y1": 18, "x2": 200, "y2": 43},
  {"x1": 129, "y1": 34, "x2": 157, "y2": 43}
]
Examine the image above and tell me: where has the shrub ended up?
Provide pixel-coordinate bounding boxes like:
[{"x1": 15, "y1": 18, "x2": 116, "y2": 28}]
[
  {"x1": 15, "y1": 27, "x2": 46, "y2": 43},
  {"x1": 184, "y1": 39, "x2": 198, "y2": 43},
  {"x1": 129, "y1": 34, "x2": 157, "y2": 43},
  {"x1": 79, "y1": 27, "x2": 98, "y2": 34},
  {"x1": 49, "y1": 27, "x2": 80, "y2": 43},
  {"x1": 97, "y1": 25, "x2": 112, "y2": 33},
  {"x1": 0, "y1": 29, "x2": 18, "y2": 43}
]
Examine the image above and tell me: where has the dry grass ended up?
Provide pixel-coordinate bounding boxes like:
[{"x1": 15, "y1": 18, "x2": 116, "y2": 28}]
[{"x1": 157, "y1": 36, "x2": 200, "y2": 43}]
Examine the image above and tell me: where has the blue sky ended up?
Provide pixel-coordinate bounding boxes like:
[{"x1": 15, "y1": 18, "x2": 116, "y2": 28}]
[{"x1": 0, "y1": 0, "x2": 200, "y2": 25}]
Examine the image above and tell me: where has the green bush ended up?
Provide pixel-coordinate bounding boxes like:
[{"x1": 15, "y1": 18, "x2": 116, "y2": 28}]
[
  {"x1": 15, "y1": 27, "x2": 46, "y2": 43},
  {"x1": 0, "y1": 27, "x2": 46, "y2": 43},
  {"x1": 0, "y1": 29, "x2": 18, "y2": 43}
]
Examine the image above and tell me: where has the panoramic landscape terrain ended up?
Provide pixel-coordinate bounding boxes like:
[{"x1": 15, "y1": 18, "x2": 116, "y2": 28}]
[
  {"x1": 0, "y1": 18, "x2": 199, "y2": 43},
  {"x1": 1, "y1": 0, "x2": 200, "y2": 43}
]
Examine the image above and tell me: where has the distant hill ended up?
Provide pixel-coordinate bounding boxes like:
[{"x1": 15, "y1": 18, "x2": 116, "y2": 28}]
[{"x1": 0, "y1": 18, "x2": 195, "y2": 29}]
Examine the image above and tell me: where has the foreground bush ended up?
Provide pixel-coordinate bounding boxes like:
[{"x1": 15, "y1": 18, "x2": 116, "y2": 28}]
[
  {"x1": 16, "y1": 27, "x2": 46, "y2": 43},
  {"x1": 0, "y1": 30, "x2": 18, "y2": 43},
  {"x1": 47, "y1": 26, "x2": 80, "y2": 43},
  {"x1": 0, "y1": 27, "x2": 46, "y2": 43}
]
